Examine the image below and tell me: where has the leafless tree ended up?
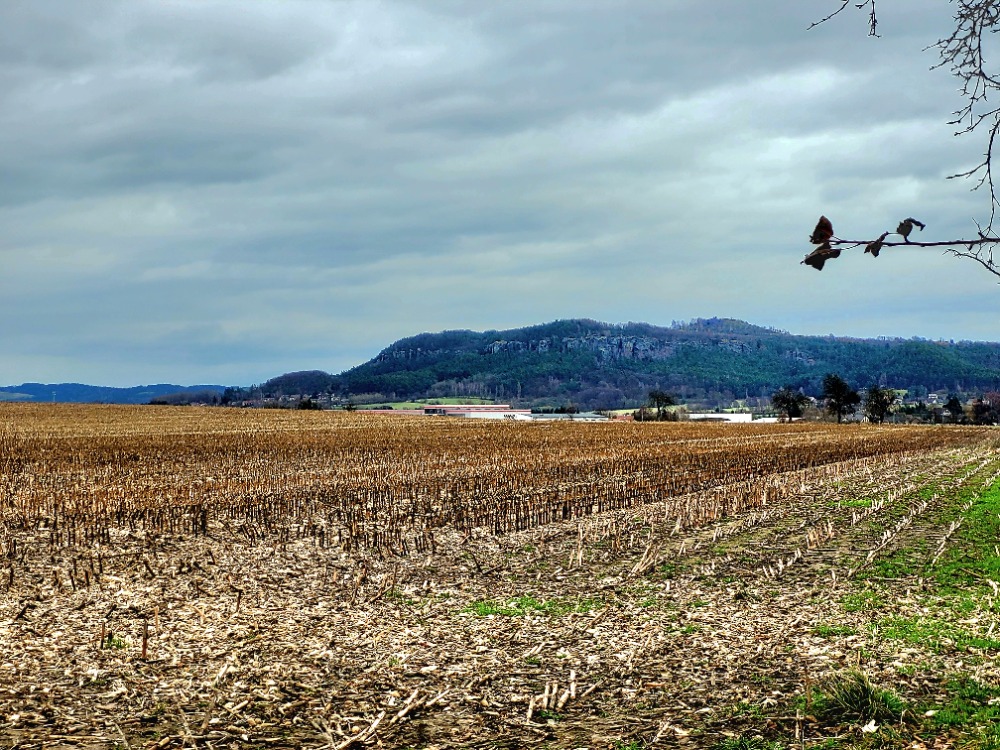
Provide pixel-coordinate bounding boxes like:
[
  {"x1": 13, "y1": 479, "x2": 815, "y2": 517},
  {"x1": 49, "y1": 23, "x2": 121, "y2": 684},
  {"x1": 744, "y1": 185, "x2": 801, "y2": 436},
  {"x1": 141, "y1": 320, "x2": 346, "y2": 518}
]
[{"x1": 805, "y1": 1, "x2": 1000, "y2": 280}]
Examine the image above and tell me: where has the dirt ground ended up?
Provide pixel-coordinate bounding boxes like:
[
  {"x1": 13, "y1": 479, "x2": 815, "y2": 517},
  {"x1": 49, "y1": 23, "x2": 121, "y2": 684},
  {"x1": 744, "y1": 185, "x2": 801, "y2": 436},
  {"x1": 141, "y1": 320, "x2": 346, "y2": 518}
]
[{"x1": 3, "y1": 436, "x2": 999, "y2": 749}]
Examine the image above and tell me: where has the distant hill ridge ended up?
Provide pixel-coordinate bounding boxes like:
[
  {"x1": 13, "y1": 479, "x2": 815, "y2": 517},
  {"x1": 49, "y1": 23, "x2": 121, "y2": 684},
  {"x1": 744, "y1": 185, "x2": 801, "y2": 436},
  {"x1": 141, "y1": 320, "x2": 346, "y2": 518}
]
[
  {"x1": 13, "y1": 319, "x2": 1000, "y2": 409},
  {"x1": 380, "y1": 318, "x2": 780, "y2": 363},
  {"x1": 259, "y1": 318, "x2": 1000, "y2": 410},
  {"x1": 0, "y1": 383, "x2": 225, "y2": 405}
]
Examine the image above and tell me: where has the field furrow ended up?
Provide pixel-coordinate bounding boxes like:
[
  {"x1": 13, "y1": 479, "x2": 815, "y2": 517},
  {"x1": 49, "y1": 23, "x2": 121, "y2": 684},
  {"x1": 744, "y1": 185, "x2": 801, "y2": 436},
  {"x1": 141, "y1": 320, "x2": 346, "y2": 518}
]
[{"x1": 1, "y1": 405, "x2": 998, "y2": 749}]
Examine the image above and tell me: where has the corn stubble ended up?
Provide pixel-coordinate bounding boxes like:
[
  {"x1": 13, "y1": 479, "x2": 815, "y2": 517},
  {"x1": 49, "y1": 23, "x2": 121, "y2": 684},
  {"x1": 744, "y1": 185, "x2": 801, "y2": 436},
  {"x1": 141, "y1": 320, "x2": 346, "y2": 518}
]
[
  {"x1": 0, "y1": 404, "x2": 984, "y2": 558},
  {"x1": 0, "y1": 404, "x2": 996, "y2": 747}
]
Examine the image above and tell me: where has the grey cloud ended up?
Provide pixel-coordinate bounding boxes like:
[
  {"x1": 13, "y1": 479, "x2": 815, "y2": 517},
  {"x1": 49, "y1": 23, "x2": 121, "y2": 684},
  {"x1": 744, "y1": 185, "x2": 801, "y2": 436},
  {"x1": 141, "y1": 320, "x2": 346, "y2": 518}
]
[{"x1": 0, "y1": 0, "x2": 997, "y2": 386}]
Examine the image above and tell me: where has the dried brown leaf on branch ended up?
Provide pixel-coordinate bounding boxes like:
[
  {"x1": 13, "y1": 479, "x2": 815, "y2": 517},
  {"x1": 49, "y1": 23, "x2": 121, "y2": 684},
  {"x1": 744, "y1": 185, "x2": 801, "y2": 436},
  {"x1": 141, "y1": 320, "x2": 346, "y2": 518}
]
[
  {"x1": 801, "y1": 241, "x2": 841, "y2": 271},
  {"x1": 803, "y1": 216, "x2": 841, "y2": 270},
  {"x1": 809, "y1": 216, "x2": 835, "y2": 244},
  {"x1": 864, "y1": 232, "x2": 889, "y2": 257},
  {"x1": 895, "y1": 218, "x2": 925, "y2": 242}
]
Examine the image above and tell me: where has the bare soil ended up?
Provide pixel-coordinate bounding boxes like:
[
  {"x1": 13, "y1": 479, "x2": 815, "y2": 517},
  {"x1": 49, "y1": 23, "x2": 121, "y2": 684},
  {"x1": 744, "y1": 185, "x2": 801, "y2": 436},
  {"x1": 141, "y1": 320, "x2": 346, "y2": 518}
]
[{"x1": 1, "y1": 417, "x2": 998, "y2": 749}]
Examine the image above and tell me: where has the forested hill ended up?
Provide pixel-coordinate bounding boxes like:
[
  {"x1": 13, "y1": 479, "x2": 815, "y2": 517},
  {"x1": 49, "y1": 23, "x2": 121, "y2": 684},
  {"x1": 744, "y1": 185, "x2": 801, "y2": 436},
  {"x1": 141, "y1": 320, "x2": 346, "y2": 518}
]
[{"x1": 265, "y1": 318, "x2": 1000, "y2": 410}]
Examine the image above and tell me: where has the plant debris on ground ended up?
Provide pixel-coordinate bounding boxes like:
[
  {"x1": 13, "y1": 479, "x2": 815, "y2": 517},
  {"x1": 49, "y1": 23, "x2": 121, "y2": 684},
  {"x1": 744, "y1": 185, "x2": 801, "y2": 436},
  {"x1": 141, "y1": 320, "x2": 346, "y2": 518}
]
[{"x1": 0, "y1": 406, "x2": 998, "y2": 749}]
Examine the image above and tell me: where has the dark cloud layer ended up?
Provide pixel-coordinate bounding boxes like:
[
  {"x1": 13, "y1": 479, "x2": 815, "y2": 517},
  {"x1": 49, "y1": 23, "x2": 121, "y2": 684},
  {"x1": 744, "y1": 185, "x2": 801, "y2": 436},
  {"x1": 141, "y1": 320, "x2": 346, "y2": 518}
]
[{"x1": 1, "y1": 0, "x2": 996, "y2": 386}]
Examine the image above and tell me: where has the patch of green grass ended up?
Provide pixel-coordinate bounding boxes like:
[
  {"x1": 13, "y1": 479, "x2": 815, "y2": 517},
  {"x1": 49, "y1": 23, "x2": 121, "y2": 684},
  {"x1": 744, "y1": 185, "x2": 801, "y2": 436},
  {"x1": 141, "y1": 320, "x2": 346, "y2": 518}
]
[
  {"x1": 962, "y1": 725, "x2": 1000, "y2": 750},
  {"x1": 841, "y1": 590, "x2": 885, "y2": 612},
  {"x1": 949, "y1": 594, "x2": 980, "y2": 614},
  {"x1": 805, "y1": 740, "x2": 842, "y2": 750},
  {"x1": 103, "y1": 634, "x2": 128, "y2": 650},
  {"x1": 923, "y1": 676, "x2": 1000, "y2": 729},
  {"x1": 712, "y1": 736, "x2": 785, "y2": 750},
  {"x1": 463, "y1": 595, "x2": 602, "y2": 617},
  {"x1": 916, "y1": 481, "x2": 938, "y2": 500},
  {"x1": 931, "y1": 482, "x2": 1000, "y2": 593},
  {"x1": 384, "y1": 588, "x2": 419, "y2": 606},
  {"x1": 810, "y1": 670, "x2": 906, "y2": 725},
  {"x1": 854, "y1": 480, "x2": 1000, "y2": 602},
  {"x1": 864, "y1": 552, "x2": 917, "y2": 579},
  {"x1": 875, "y1": 616, "x2": 1000, "y2": 653},
  {"x1": 728, "y1": 701, "x2": 769, "y2": 720},
  {"x1": 613, "y1": 741, "x2": 647, "y2": 750},
  {"x1": 658, "y1": 562, "x2": 678, "y2": 578},
  {"x1": 812, "y1": 623, "x2": 857, "y2": 638}
]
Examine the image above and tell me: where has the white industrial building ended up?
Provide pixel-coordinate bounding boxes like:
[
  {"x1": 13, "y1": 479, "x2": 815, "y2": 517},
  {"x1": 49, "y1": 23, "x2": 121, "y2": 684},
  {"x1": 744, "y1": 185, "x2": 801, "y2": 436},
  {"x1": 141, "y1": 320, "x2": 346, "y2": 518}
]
[{"x1": 687, "y1": 412, "x2": 754, "y2": 423}]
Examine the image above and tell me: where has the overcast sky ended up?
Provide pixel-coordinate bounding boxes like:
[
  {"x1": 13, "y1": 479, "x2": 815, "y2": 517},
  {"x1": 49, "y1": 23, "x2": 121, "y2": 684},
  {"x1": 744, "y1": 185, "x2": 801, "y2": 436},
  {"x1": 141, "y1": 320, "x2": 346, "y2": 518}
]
[{"x1": 3, "y1": 1, "x2": 998, "y2": 387}]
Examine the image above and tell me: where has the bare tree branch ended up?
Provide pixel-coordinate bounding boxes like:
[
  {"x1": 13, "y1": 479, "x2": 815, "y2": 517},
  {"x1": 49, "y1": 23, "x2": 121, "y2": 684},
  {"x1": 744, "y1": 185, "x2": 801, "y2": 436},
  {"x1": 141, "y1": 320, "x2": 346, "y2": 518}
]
[
  {"x1": 933, "y1": 0, "x2": 1000, "y2": 230},
  {"x1": 802, "y1": 216, "x2": 1000, "y2": 280},
  {"x1": 809, "y1": 1, "x2": 878, "y2": 36},
  {"x1": 828, "y1": 237, "x2": 999, "y2": 251},
  {"x1": 804, "y1": 3, "x2": 1000, "y2": 282}
]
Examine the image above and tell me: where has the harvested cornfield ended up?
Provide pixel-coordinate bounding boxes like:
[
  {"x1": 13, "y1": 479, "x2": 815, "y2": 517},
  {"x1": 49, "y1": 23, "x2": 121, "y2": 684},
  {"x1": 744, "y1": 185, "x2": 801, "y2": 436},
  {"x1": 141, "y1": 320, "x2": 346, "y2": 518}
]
[{"x1": 1, "y1": 405, "x2": 998, "y2": 749}]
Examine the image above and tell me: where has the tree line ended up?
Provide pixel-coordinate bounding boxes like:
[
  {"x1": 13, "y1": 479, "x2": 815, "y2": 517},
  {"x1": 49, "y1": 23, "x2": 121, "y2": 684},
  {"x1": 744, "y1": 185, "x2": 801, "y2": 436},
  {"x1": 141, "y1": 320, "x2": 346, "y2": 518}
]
[{"x1": 771, "y1": 374, "x2": 999, "y2": 425}]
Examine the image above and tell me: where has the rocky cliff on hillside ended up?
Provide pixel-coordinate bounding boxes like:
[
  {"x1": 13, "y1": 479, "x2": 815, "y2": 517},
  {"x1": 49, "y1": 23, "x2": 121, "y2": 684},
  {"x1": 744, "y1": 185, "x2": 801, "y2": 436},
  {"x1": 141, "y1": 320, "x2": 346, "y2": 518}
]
[{"x1": 255, "y1": 318, "x2": 1000, "y2": 410}]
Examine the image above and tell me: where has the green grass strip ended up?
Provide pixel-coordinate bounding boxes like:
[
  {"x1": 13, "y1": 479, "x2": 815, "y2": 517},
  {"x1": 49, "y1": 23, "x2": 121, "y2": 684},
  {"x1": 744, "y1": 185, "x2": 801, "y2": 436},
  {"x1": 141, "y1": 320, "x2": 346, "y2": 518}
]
[{"x1": 463, "y1": 595, "x2": 602, "y2": 617}]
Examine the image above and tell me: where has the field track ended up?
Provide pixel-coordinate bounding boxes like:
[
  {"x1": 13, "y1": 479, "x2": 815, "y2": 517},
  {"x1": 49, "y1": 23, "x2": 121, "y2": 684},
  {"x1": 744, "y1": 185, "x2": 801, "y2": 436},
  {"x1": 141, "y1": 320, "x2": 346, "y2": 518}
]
[{"x1": 1, "y1": 405, "x2": 998, "y2": 749}]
